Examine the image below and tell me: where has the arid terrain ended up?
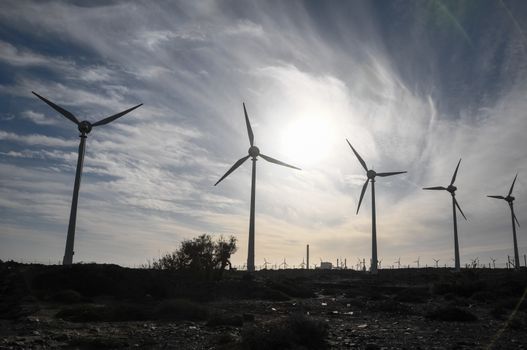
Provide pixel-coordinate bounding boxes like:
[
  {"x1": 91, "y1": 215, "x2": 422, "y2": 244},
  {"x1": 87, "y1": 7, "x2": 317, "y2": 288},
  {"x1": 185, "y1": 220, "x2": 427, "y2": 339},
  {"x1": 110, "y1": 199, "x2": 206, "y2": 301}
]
[{"x1": 1, "y1": 261, "x2": 526, "y2": 349}]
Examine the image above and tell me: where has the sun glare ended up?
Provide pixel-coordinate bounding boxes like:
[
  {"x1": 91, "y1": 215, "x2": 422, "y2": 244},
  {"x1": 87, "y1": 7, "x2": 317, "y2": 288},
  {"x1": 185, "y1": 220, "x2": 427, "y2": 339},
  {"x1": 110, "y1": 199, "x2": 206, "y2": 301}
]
[{"x1": 280, "y1": 116, "x2": 335, "y2": 167}]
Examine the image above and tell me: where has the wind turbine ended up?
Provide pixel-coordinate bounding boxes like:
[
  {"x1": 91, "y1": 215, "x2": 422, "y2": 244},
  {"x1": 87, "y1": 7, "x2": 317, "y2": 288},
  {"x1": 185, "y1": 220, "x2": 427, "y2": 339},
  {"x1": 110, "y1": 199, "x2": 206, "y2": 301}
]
[
  {"x1": 300, "y1": 257, "x2": 306, "y2": 269},
  {"x1": 423, "y1": 159, "x2": 467, "y2": 272},
  {"x1": 394, "y1": 257, "x2": 401, "y2": 269},
  {"x1": 414, "y1": 256, "x2": 420, "y2": 268},
  {"x1": 346, "y1": 140, "x2": 406, "y2": 274},
  {"x1": 32, "y1": 92, "x2": 142, "y2": 265},
  {"x1": 490, "y1": 257, "x2": 496, "y2": 269},
  {"x1": 263, "y1": 258, "x2": 270, "y2": 270},
  {"x1": 487, "y1": 174, "x2": 521, "y2": 269},
  {"x1": 433, "y1": 258, "x2": 440, "y2": 268},
  {"x1": 214, "y1": 103, "x2": 300, "y2": 272},
  {"x1": 279, "y1": 258, "x2": 288, "y2": 269}
]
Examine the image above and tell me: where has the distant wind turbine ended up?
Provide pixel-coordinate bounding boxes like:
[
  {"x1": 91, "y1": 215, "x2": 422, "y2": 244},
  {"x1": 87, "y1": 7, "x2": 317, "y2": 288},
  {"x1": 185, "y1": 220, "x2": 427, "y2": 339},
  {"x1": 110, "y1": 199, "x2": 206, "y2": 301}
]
[
  {"x1": 414, "y1": 256, "x2": 420, "y2": 268},
  {"x1": 263, "y1": 258, "x2": 270, "y2": 270},
  {"x1": 279, "y1": 258, "x2": 288, "y2": 269},
  {"x1": 433, "y1": 258, "x2": 440, "y2": 268},
  {"x1": 214, "y1": 103, "x2": 300, "y2": 272},
  {"x1": 300, "y1": 257, "x2": 306, "y2": 269},
  {"x1": 487, "y1": 174, "x2": 521, "y2": 269},
  {"x1": 346, "y1": 140, "x2": 406, "y2": 274},
  {"x1": 423, "y1": 159, "x2": 467, "y2": 272},
  {"x1": 32, "y1": 92, "x2": 142, "y2": 265},
  {"x1": 394, "y1": 257, "x2": 401, "y2": 269}
]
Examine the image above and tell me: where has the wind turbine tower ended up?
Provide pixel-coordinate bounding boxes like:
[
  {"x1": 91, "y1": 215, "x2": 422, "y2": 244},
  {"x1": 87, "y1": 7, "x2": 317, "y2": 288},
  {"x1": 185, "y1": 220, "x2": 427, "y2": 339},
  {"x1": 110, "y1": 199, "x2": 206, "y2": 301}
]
[
  {"x1": 346, "y1": 140, "x2": 406, "y2": 274},
  {"x1": 32, "y1": 92, "x2": 142, "y2": 265},
  {"x1": 306, "y1": 244, "x2": 310, "y2": 270},
  {"x1": 215, "y1": 103, "x2": 300, "y2": 272}
]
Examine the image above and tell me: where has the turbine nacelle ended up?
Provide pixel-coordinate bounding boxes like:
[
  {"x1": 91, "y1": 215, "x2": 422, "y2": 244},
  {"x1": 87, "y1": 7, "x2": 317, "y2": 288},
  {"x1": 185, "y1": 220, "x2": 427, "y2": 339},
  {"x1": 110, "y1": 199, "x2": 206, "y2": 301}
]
[
  {"x1": 507, "y1": 195, "x2": 515, "y2": 203},
  {"x1": 78, "y1": 121, "x2": 93, "y2": 134},
  {"x1": 367, "y1": 169, "x2": 376, "y2": 179},
  {"x1": 248, "y1": 145, "x2": 260, "y2": 158},
  {"x1": 447, "y1": 185, "x2": 457, "y2": 193}
]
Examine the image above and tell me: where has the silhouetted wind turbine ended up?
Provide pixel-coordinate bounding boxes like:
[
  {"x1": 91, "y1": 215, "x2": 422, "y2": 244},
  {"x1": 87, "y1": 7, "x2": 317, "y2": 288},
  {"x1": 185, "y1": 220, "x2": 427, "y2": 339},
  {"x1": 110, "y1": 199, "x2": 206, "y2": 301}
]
[
  {"x1": 488, "y1": 174, "x2": 521, "y2": 269},
  {"x1": 32, "y1": 92, "x2": 142, "y2": 265},
  {"x1": 279, "y1": 258, "x2": 288, "y2": 269},
  {"x1": 423, "y1": 159, "x2": 467, "y2": 272},
  {"x1": 263, "y1": 258, "x2": 270, "y2": 270},
  {"x1": 394, "y1": 257, "x2": 401, "y2": 269},
  {"x1": 214, "y1": 103, "x2": 300, "y2": 272},
  {"x1": 490, "y1": 257, "x2": 496, "y2": 269},
  {"x1": 346, "y1": 140, "x2": 406, "y2": 274},
  {"x1": 433, "y1": 258, "x2": 440, "y2": 268}
]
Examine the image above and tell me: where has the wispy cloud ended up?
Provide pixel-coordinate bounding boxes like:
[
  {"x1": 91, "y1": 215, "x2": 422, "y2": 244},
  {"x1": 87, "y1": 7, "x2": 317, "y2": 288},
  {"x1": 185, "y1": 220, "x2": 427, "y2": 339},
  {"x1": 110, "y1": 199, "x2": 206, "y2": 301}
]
[{"x1": 0, "y1": 1, "x2": 525, "y2": 268}]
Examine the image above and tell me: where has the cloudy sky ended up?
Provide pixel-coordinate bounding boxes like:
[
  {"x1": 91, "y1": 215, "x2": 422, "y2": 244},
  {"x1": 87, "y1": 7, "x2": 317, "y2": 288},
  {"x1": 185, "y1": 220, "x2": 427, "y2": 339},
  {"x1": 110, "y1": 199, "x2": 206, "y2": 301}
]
[{"x1": 1, "y1": 0, "x2": 526, "y2": 269}]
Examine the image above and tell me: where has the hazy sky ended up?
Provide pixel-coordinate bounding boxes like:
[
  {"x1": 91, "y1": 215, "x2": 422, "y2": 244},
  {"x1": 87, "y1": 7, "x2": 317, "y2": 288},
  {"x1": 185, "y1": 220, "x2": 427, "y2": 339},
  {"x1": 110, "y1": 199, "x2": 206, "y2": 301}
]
[{"x1": 1, "y1": 0, "x2": 526, "y2": 269}]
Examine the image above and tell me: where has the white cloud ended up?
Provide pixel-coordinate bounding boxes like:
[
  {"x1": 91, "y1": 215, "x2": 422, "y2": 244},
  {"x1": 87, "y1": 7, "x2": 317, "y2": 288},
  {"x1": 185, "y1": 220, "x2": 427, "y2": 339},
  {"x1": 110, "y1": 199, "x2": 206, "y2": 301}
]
[
  {"x1": 0, "y1": 1, "x2": 525, "y2": 268},
  {"x1": 0, "y1": 130, "x2": 77, "y2": 147},
  {"x1": 22, "y1": 110, "x2": 57, "y2": 125}
]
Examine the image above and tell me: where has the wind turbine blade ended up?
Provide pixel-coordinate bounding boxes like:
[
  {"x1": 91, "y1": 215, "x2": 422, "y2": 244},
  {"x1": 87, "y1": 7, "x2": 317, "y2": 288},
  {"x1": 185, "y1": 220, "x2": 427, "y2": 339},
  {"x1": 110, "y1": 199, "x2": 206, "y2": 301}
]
[
  {"x1": 377, "y1": 171, "x2": 407, "y2": 177},
  {"x1": 243, "y1": 103, "x2": 254, "y2": 146},
  {"x1": 508, "y1": 173, "x2": 518, "y2": 196},
  {"x1": 92, "y1": 103, "x2": 143, "y2": 127},
  {"x1": 450, "y1": 158, "x2": 461, "y2": 185},
  {"x1": 423, "y1": 186, "x2": 447, "y2": 190},
  {"x1": 487, "y1": 195, "x2": 505, "y2": 199},
  {"x1": 260, "y1": 154, "x2": 301, "y2": 170},
  {"x1": 356, "y1": 179, "x2": 369, "y2": 214},
  {"x1": 32, "y1": 91, "x2": 79, "y2": 125},
  {"x1": 513, "y1": 213, "x2": 520, "y2": 228},
  {"x1": 454, "y1": 197, "x2": 467, "y2": 220},
  {"x1": 214, "y1": 155, "x2": 250, "y2": 186},
  {"x1": 346, "y1": 139, "x2": 368, "y2": 172}
]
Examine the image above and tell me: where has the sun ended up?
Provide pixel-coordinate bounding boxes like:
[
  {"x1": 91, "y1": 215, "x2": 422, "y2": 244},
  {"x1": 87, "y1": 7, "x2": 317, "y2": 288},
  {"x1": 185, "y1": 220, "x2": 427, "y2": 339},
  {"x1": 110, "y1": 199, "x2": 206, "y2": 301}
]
[{"x1": 280, "y1": 116, "x2": 336, "y2": 167}]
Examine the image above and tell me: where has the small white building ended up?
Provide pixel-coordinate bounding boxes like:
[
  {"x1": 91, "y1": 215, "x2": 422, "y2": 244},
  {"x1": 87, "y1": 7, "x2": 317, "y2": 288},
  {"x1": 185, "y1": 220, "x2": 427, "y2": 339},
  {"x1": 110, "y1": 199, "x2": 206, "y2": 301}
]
[{"x1": 319, "y1": 261, "x2": 333, "y2": 270}]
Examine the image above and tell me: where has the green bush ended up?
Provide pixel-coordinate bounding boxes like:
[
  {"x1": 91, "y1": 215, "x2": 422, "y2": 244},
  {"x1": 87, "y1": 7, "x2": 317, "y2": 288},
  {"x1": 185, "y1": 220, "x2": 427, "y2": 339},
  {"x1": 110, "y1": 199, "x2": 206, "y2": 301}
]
[{"x1": 152, "y1": 234, "x2": 237, "y2": 280}]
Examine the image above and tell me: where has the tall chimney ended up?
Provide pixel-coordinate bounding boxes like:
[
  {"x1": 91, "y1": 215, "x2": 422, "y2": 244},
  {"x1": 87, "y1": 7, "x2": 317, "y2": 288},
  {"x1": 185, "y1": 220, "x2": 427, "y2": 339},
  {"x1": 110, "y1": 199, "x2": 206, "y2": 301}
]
[{"x1": 306, "y1": 244, "x2": 310, "y2": 270}]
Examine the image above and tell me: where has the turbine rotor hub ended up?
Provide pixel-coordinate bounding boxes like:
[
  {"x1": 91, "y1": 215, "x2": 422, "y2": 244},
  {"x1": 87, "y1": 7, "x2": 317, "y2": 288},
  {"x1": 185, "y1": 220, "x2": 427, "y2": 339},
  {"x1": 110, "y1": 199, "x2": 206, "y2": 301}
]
[
  {"x1": 367, "y1": 170, "x2": 376, "y2": 179},
  {"x1": 78, "y1": 121, "x2": 92, "y2": 134},
  {"x1": 447, "y1": 185, "x2": 457, "y2": 193},
  {"x1": 507, "y1": 196, "x2": 515, "y2": 202},
  {"x1": 248, "y1": 145, "x2": 260, "y2": 157}
]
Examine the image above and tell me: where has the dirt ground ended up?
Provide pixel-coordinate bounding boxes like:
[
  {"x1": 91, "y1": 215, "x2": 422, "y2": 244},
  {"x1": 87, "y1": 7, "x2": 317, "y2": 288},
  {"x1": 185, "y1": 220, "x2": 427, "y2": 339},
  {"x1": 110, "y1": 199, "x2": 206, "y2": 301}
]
[{"x1": 1, "y1": 262, "x2": 526, "y2": 349}]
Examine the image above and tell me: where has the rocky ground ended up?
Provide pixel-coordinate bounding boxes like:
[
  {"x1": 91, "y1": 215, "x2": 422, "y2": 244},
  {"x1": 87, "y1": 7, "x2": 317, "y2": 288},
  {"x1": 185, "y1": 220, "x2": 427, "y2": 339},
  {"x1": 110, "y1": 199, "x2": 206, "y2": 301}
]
[{"x1": 1, "y1": 262, "x2": 526, "y2": 349}]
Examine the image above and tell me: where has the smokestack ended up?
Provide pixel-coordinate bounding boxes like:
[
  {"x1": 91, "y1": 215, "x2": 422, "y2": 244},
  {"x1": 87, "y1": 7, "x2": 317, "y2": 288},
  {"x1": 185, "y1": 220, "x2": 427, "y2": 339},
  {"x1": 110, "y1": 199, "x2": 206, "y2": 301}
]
[{"x1": 306, "y1": 244, "x2": 310, "y2": 270}]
